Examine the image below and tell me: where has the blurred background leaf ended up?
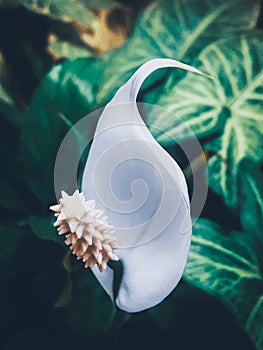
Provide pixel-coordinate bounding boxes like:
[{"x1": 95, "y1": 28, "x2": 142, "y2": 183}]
[
  {"x1": 95, "y1": 0, "x2": 261, "y2": 101},
  {"x1": 18, "y1": 0, "x2": 106, "y2": 26},
  {"x1": 0, "y1": 0, "x2": 149, "y2": 108},
  {"x1": 184, "y1": 218, "x2": 263, "y2": 349},
  {"x1": 19, "y1": 57, "x2": 105, "y2": 204},
  {"x1": 149, "y1": 282, "x2": 257, "y2": 350},
  {"x1": 27, "y1": 215, "x2": 64, "y2": 244}
]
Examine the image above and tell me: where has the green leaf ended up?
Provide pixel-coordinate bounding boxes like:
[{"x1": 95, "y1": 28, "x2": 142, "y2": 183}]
[
  {"x1": 149, "y1": 31, "x2": 263, "y2": 237},
  {"x1": 239, "y1": 167, "x2": 263, "y2": 238},
  {"x1": 49, "y1": 40, "x2": 92, "y2": 59},
  {"x1": 184, "y1": 218, "x2": 263, "y2": 350},
  {"x1": 196, "y1": 33, "x2": 263, "y2": 234},
  {"x1": 19, "y1": 57, "x2": 106, "y2": 203},
  {"x1": 0, "y1": 99, "x2": 23, "y2": 127},
  {"x1": 96, "y1": 0, "x2": 261, "y2": 100},
  {"x1": 27, "y1": 215, "x2": 64, "y2": 244},
  {"x1": 150, "y1": 31, "x2": 262, "y2": 143},
  {"x1": 10, "y1": 0, "x2": 103, "y2": 27},
  {"x1": 205, "y1": 34, "x2": 263, "y2": 206},
  {"x1": 0, "y1": 83, "x2": 12, "y2": 104}
]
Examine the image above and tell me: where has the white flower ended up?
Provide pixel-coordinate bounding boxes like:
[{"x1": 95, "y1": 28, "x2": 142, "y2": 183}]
[{"x1": 51, "y1": 58, "x2": 211, "y2": 313}]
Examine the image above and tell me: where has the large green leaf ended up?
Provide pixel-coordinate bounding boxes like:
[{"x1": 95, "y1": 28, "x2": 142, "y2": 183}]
[
  {"x1": 200, "y1": 34, "x2": 263, "y2": 235},
  {"x1": 151, "y1": 32, "x2": 262, "y2": 143},
  {"x1": 96, "y1": 0, "x2": 261, "y2": 100},
  {"x1": 184, "y1": 219, "x2": 263, "y2": 350},
  {"x1": 149, "y1": 32, "x2": 263, "y2": 236},
  {"x1": 20, "y1": 57, "x2": 106, "y2": 204},
  {"x1": 201, "y1": 33, "x2": 263, "y2": 207},
  {"x1": 205, "y1": 145, "x2": 263, "y2": 238}
]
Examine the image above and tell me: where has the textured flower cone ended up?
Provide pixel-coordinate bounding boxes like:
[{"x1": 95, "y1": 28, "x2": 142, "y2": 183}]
[{"x1": 50, "y1": 190, "x2": 119, "y2": 271}]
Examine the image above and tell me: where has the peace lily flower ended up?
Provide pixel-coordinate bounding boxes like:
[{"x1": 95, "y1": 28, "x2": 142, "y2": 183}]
[{"x1": 51, "y1": 58, "x2": 212, "y2": 312}]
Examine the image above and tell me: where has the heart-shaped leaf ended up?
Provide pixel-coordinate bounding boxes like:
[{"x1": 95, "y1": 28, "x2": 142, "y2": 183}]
[
  {"x1": 151, "y1": 31, "x2": 262, "y2": 143},
  {"x1": 149, "y1": 32, "x2": 263, "y2": 238},
  {"x1": 184, "y1": 218, "x2": 263, "y2": 350}
]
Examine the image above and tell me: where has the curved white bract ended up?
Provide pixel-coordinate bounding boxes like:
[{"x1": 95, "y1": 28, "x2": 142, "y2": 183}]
[{"x1": 80, "y1": 58, "x2": 208, "y2": 312}]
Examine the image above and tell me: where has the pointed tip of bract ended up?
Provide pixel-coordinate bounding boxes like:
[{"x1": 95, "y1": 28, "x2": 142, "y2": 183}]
[{"x1": 203, "y1": 72, "x2": 216, "y2": 80}]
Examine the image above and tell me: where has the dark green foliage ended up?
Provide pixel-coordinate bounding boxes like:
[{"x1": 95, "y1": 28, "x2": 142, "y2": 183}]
[{"x1": 184, "y1": 219, "x2": 263, "y2": 348}]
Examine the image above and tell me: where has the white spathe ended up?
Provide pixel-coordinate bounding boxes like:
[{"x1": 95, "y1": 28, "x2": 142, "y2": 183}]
[{"x1": 81, "y1": 58, "x2": 207, "y2": 312}]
